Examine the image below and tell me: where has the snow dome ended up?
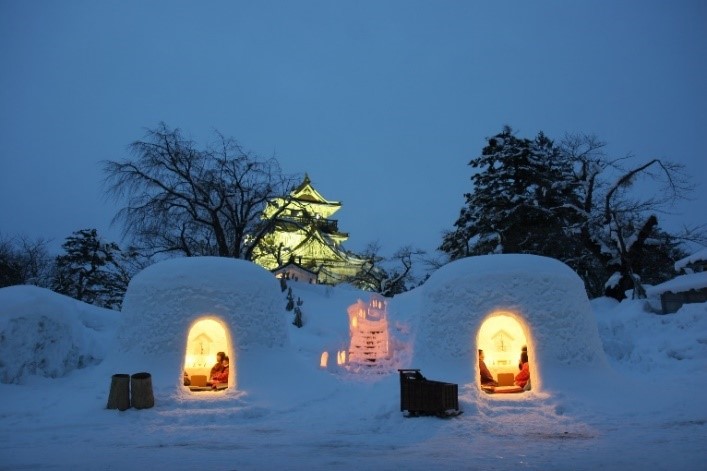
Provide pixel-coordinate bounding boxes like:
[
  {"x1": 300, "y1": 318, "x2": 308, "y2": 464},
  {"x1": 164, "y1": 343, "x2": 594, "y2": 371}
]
[
  {"x1": 413, "y1": 254, "x2": 608, "y2": 392},
  {"x1": 119, "y1": 257, "x2": 287, "y2": 394}
]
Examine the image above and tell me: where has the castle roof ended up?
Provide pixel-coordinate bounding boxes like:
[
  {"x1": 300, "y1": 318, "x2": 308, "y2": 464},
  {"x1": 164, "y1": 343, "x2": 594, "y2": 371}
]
[{"x1": 291, "y1": 174, "x2": 341, "y2": 207}]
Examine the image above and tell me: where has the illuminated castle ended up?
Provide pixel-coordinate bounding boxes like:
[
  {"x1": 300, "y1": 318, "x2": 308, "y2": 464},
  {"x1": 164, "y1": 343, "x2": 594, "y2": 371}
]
[{"x1": 251, "y1": 174, "x2": 368, "y2": 285}]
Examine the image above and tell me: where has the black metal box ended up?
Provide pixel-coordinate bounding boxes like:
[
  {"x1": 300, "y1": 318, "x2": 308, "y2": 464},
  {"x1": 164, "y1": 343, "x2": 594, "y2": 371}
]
[{"x1": 398, "y1": 369, "x2": 459, "y2": 416}]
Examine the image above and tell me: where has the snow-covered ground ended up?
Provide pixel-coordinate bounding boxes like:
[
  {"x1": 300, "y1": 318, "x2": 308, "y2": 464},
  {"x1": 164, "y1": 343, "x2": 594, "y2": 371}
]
[{"x1": 1, "y1": 257, "x2": 706, "y2": 471}]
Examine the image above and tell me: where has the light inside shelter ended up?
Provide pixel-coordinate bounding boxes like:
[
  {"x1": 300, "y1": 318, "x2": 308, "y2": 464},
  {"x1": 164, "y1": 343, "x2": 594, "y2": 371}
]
[
  {"x1": 183, "y1": 317, "x2": 232, "y2": 390},
  {"x1": 476, "y1": 312, "x2": 529, "y2": 388},
  {"x1": 320, "y1": 351, "x2": 329, "y2": 368}
]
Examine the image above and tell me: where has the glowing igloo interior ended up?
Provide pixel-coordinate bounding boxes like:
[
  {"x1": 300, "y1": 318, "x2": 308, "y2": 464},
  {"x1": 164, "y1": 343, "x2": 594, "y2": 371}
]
[
  {"x1": 183, "y1": 317, "x2": 234, "y2": 390},
  {"x1": 476, "y1": 312, "x2": 531, "y2": 389}
]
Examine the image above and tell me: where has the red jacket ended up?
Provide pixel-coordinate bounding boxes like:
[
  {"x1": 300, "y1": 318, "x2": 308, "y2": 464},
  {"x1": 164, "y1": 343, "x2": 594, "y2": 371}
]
[
  {"x1": 211, "y1": 366, "x2": 229, "y2": 384},
  {"x1": 209, "y1": 362, "x2": 224, "y2": 380},
  {"x1": 515, "y1": 362, "x2": 530, "y2": 388}
]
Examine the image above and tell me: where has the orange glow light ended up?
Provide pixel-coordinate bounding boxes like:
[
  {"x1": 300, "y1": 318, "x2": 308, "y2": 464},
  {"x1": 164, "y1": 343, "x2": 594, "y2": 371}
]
[
  {"x1": 183, "y1": 317, "x2": 233, "y2": 390},
  {"x1": 477, "y1": 312, "x2": 529, "y2": 386}
]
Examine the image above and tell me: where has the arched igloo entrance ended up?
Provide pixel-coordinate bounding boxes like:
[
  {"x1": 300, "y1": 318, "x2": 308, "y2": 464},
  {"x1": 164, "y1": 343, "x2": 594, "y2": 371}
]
[
  {"x1": 183, "y1": 317, "x2": 235, "y2": 391},
  {"x1": 476, "y1": 312, "x2": 532, "y2": 392}
]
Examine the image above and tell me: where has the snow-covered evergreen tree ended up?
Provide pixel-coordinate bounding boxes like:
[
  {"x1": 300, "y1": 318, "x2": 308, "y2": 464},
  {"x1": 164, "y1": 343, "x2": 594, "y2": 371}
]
[
  {"x1": 442, "y1": 128, "x2": 694, "y2": 299},
  {"x1": 441, "y1": 126, "x2": 581, "y2": 262},
  {"x1": 285, "y1": 287, "x2": 294, "y2": 311},
  {"x1": 52, "y1": 229, "x2": 132, "y2": 310},
  {"x1": 292, "y1": 297, "x2": 303, "y2": 328}
]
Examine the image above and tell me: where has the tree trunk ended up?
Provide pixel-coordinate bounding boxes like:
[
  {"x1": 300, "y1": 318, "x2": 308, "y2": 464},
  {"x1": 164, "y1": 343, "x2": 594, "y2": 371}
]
[
  {"x1": 604, "y1": 215, "x2": 658, "y2": 301},
  {"x1": 130, "y1": 372, "x2": 155, "y2": 409},
  {"x1": 106, "y1": 373, "x2": 131, "y2": 411}
]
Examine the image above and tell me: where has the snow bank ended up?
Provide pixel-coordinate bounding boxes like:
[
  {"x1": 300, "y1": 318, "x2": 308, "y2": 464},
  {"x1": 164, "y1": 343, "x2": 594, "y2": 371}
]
[
  {"x1": 0, "y1": 285, "x2": 120, "y2": 384},
  {"x1": 594, "y1": 297, "x2": 707, "y2": 375},
  {"x1": 413, "y1": 254, "x2": 608, "y2": 391}
]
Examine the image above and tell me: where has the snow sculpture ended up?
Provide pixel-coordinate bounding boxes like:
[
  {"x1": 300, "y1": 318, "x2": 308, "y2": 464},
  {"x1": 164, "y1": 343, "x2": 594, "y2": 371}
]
[
  {"x1": 321, "y1": 294, "x2": 393, "y2": 373},
  {"x1": 414, "y1": 254, "x2": 608, "y2": 392},
  {"x1": 119, "y1": 257, "x2": 287, "y2": 392},
  {"x1": 346, "y1": 294, "x2": 391, "y2": 368}
]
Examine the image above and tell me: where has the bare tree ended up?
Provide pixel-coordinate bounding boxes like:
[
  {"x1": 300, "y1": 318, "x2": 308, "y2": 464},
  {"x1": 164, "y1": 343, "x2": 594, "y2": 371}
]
[
  {"x1": 600, "y1": 159, "x2": 692, "y2": 300},
  {"x1": 672, "y1": 223, "x2": 707, "y2": 249},
  {"x1": 103, "y1": 123, "x2": 298, "y2": 259},
  {"x1": 563, "y1": 134, "x2": 694, "y2": 300},
  {"x1": 382, "y1": 246, "x2": 427, "y2": 295},
  {"x1": 348, "y1": 242, "x2": 426, "y2": 296},
  {"x1": 0, "y1": 233, "x2": 53, "y2": 288}
]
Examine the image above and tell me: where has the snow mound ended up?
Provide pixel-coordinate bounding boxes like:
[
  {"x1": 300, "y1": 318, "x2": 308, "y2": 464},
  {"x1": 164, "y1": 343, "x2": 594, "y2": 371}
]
[
  {"x1": 414, "y1": 254, "x2": 608, "y2": 390},
  {"x1": 120, "y1": 257, "x2": 287, "y2": 353},
  {"x1": 0, "y1": 285, "x2": 120, "y2": 384},
  {"x1": 595, "y1": 298, "x2": 707, "y2": 374},
  {"x1": 118, "y1": 257, "x2": 288, "y2": 393}
]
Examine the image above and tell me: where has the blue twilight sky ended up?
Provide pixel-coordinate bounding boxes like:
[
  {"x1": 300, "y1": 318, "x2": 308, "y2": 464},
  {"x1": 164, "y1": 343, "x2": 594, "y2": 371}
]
[{"x1": 1, "y1": 1, "x2": 705, "y2": 257}]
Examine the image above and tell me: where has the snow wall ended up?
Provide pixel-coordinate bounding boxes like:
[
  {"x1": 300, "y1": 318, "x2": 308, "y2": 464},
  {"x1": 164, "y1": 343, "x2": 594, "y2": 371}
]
[
  {"x1": 412, "y1": 254, "x2": 609, "y2": 391},
  {"x1": 119, "y1": 257, "x2": 287, "y2": 393}
]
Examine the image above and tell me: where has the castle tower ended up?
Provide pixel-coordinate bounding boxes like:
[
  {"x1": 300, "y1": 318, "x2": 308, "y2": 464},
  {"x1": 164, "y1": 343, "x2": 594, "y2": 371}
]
[{"x1": 252, "y1": 174, "x2": 368, "y2": 284}]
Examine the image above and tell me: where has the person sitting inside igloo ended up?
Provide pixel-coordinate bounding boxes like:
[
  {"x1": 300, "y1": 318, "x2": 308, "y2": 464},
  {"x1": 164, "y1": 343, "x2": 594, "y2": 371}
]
[
  {"x1": 208, "y1": 351, "x2": 226, "y2": 383},
  {"x1": 210, "y1": 355, "x2": 229, "y2": 390},
  {"x1": 479, "y1": 349, "x2": 498, "y2": 387},
  {"x1": 515, "y1": 351, "x2": 530, "y2": 390}
]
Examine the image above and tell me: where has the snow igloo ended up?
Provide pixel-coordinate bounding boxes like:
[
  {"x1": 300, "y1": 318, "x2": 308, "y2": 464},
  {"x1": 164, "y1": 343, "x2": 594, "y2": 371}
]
[
  {"x1": 413, "y1": 254, "x2": 608, "y2": 393},
  {"x1": 119, "y1": 257, "x2": 287, "y2": 395}
]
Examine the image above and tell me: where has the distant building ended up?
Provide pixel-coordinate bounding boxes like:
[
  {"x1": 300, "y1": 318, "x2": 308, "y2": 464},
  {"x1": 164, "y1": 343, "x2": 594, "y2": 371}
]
[
  {"x1": 271, "y1": 259, "x2": 318, "y2": 284},
  {"x1": 251, "y1": 174, "x2": 369, "y2": 285},
  {"x1": 647, "y1": 248, "x2": 707, "y2": 314}
]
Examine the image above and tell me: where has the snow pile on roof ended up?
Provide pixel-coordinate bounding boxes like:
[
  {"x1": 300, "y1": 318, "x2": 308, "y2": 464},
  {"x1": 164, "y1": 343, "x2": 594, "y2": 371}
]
[
  {"x1": 413, "y1": 254, "x2": 608, "y2": 390},
  {"x1": 120, "y1": 257, "x2": 287, "y2": 354},
  {"x1": 674, "y1": 248, "x2": 707, "y2": 272},
  {"x1": 646, "y1": 271, "x2": 707, "y2": 297},
  {"x1": 0, "y1": 285, "x2": 120, "y2": 384}
]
